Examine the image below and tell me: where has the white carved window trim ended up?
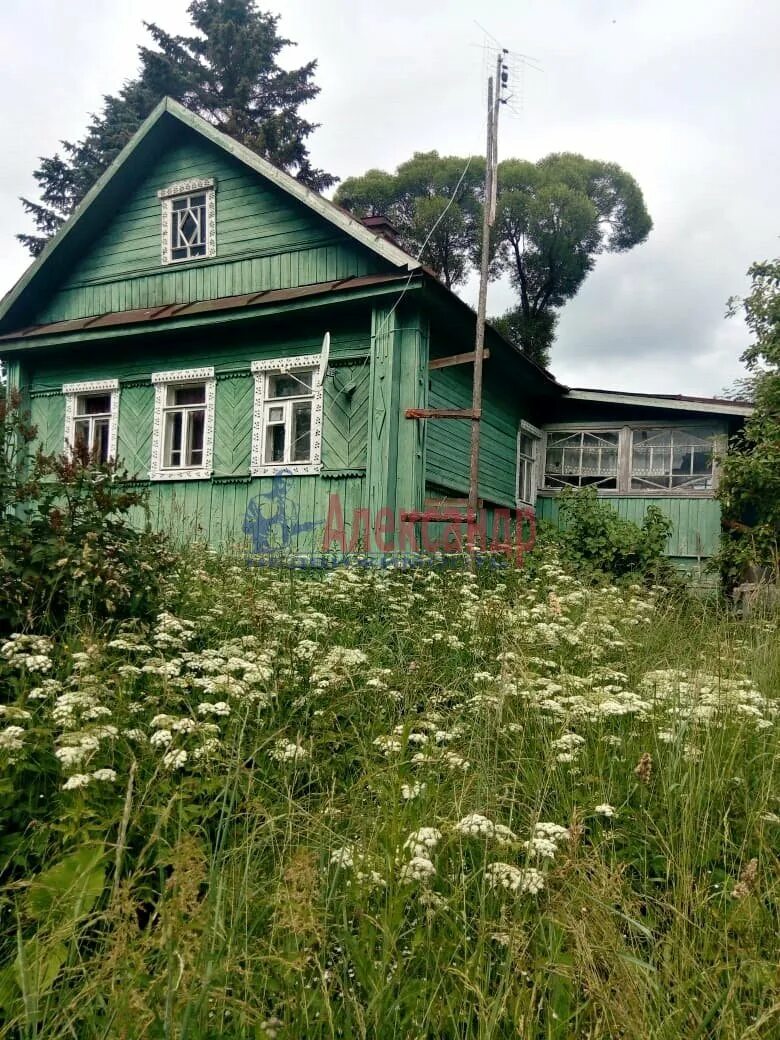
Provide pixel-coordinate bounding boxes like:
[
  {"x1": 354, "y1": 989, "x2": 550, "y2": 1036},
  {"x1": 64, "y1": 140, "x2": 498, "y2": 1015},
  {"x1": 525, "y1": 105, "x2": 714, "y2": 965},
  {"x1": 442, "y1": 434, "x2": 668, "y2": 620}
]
[
  {"x1": 158, "y1": 178, "x2": 216, "y2": 265},
  {"x1": 250, "y1": 355, "x2": 323, "y2": 477},
  {"x1": 150, "y1": 367, "x2": 215, "y2": 481},
  {"x1": 516, "y1": 420, "x2": 541, "y2": 506},
  {"x1": 62, "y1": 379, "x2": 119, "y2": 461}
]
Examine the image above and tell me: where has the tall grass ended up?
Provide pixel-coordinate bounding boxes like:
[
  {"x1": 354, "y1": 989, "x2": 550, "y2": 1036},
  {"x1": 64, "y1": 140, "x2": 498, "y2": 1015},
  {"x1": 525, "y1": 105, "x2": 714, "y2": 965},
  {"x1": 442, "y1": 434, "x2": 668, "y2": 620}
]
[{"x1": 0, "y1": 552, "x2": 777, "y2": 1038}]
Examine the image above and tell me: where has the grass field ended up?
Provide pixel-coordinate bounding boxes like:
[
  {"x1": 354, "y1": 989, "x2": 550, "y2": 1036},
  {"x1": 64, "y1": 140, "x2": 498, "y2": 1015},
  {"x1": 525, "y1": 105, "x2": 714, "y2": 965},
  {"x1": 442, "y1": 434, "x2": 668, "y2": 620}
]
[{"x1": 0, "y1": 551, "x2": 778, "y2": 1038}]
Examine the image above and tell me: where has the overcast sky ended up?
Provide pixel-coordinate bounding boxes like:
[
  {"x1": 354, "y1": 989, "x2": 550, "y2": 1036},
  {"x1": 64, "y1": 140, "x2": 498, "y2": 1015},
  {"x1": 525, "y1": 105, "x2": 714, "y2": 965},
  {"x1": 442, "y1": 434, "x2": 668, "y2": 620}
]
[{"x1": 2, "y1": 0, "x2": 778, "y2": 394}]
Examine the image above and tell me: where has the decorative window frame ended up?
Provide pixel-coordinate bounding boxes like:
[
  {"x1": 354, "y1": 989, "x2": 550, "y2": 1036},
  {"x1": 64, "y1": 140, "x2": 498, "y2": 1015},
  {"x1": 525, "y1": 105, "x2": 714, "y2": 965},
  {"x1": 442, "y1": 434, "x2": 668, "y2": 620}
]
[
  {"x1": 516, "y1": 419, "x2": 542, "y2": 506},
  {"x1": 538, "y1": 420, "x2": 727, "y2": 497},
  {"x1": 62, "y1": 378, "x2": 119, "y2": 460},
  {"x1": 158, "y1": 177, "x2": 216, "y2": 265},
  {"x1": 250, "y1": 355, "x2": 324, "y2": 477},
  {"x1": 150, "y1": 367, "x2": 215, "y2": 481}
]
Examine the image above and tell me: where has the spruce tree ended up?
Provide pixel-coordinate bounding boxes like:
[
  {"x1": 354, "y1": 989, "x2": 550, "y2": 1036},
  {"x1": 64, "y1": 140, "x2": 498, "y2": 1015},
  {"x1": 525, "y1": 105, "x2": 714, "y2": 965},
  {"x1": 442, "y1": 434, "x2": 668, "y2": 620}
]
[{"x1": 19, "y1": 0, "x2": 333, "y2": 256}]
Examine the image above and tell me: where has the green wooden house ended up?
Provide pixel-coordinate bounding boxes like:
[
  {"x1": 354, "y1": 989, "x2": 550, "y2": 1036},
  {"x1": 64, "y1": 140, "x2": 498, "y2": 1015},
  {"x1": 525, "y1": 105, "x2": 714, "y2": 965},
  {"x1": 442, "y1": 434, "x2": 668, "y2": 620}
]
[{"x1": 0, "y1": 98, "x2": 751, "y2": 573}]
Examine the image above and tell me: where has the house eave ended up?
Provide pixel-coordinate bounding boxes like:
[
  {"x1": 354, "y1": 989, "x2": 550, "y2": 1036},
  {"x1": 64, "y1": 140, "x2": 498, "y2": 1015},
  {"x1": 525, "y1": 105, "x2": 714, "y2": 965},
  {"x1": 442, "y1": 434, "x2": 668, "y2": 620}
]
[
  {"x1": 565, "y1": 388, "x2": 753, "y2": 417},
  {"x1": 0, "y1": 274, "x2": 422, "y2": 352}
]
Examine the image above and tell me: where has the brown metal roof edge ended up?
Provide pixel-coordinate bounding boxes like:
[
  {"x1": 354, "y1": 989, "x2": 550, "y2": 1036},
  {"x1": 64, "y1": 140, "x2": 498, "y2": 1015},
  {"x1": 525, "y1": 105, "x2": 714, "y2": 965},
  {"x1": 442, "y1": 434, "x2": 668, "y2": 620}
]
[
  {"x1": 0, "y1": 272, "x2": 416, "y2": 343},
  {"x1": 569, "y1": 386, "x2": 753, "y2": 409}
]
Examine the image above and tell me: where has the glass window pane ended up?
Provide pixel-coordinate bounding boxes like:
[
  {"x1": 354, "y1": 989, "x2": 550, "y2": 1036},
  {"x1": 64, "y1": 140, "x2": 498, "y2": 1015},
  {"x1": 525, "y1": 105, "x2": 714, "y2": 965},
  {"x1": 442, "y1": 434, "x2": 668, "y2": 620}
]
[
  {"x1": 630, "y1": 427, "x2": 715, "y2": 490},
  {"x1": 545, "y1": 430, "x2": 618, "y2": 489},
  {"x1": 94, "y1": 418, "x2": 110, "y2": 462},
  {"x1": 73, "y1": 418, "x2": 90, "y2": 448},
  {"x1": 268, "y1": 369, "x2": 313, "y2": 398},
  {"x1": 77, "y1": 394, "x2": 111, "y2": 416},
  {"x1": 292, "y1": 402, "x2": 312, "y2": 462},
  {"x1": 266, "y1": 422, "x2": 285, "y2": 463},
  {"x1": 186, "y1": 409, "x2": 205, "y2": 466},
  {"x1": 164, "y1": 412, "x2": 183, "y2": 467},
  {"x1": 172, "y1": 384, "x2": 206, "y2": 406},
  {"x1": 268, "y1": 405, "x2": 284, "y2": 423}
]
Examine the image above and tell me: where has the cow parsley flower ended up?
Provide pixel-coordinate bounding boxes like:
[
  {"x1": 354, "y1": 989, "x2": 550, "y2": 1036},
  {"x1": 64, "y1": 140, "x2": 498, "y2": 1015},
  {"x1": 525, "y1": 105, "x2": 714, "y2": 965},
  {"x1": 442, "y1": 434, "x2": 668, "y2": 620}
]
[
  {"x1": 401, "y1": 781, "x2": 426, "y2": 801},
  {"x1": 594, "y1": 803, "x2": 616, "y2": 818},
  {"x1": 269, "y1": 738, "x2": 309, "y2": 763},
  {"x1": 455, "y1": 814, "x2": 516, "y2": 844},
  {"x1": 403, "y1": 827, "x2": 442, "y2": 858},
  {"x1": 486, "y1": 862, "x2": 545, "y2": 896},
  {"x1": 63, "y1": 773, "x2": 92, "y2": 790},
  {"x1": 399, "y1": 856, "x2": 436, "y2": 884},
  {"x1": 92, "y1": 768, "x2": 117, "y2": 782}
]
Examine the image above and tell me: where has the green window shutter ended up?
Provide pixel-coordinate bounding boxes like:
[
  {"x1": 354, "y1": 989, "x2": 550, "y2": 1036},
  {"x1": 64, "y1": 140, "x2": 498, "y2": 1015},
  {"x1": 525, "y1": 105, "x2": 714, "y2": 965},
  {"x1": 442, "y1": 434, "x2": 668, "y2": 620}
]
[{"x1": 213, "y1": 374, "x2": 253, "y2": 476}]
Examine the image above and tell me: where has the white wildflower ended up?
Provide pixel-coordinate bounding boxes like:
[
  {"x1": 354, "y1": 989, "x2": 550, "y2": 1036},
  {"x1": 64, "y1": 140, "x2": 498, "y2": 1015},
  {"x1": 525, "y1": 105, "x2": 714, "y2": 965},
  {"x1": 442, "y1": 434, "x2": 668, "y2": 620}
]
[
  {"x1": 486, "y1": 862, "x2": 545, "y2": 896},
  {"x1": 269, "y1": 738, "x2": 309, "y2": 763},
  {"x1": 399, "y1": 856, "x2": 436, "y2": 884},
  {"x1": 401, "y1": 781, "x2": 426, "y2": 801},
  {"x1": 162, "y1": 749, "x2": 188, "y2": 770},
  {"x1": 91, "y1": 768, "x2": 117, "y2": 782}
]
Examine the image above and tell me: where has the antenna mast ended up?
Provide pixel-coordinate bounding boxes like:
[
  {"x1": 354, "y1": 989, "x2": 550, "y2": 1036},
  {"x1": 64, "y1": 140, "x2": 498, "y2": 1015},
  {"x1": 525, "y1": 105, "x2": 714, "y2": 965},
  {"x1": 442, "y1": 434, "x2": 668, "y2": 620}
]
[{"x1": 468, "y1": 50, "x2": 506, "y2": 551}]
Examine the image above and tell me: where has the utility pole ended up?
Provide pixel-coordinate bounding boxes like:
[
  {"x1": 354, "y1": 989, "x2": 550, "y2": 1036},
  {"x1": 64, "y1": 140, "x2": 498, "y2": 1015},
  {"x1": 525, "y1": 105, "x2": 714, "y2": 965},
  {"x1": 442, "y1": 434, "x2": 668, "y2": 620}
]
[{"x1": 467, "y1": 50, "x2": 505, "y2": 552}]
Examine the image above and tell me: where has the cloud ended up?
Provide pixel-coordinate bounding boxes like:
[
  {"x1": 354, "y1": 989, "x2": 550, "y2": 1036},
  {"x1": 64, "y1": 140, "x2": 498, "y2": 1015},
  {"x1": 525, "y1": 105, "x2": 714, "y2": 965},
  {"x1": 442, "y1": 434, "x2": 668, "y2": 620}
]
[{"x1": 1, "y1": 0, "x2": 778, "y2": 400}]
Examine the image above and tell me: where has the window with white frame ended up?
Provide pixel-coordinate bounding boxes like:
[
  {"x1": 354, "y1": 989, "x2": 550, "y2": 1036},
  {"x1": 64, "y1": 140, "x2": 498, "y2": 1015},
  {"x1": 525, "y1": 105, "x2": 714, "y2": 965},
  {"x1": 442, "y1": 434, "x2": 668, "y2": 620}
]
[
  {"x1": 544, "y1": 429, "x2": 620, "y2": 490},
  {"x1": 150, "y1": 368, "x2": 215, "y2": 480},
  {"x1": 517, "y1": 421, "x2": 541, "y2": 504},
  {"x1": 542, "y1": 424, "x2": 721, "y2": 494},
  {"x1": 630, "y1": 426, "x2": 716, "y2": 491},
  {"x1": 158, "y1": 178, "x2": 216, "y2": 264},
  {"x1": 251, "y1": 356, "x2": 323, "y2": 476},
  {"x1": 63, "y1": 379, "x2": 119, "y2": 462}
]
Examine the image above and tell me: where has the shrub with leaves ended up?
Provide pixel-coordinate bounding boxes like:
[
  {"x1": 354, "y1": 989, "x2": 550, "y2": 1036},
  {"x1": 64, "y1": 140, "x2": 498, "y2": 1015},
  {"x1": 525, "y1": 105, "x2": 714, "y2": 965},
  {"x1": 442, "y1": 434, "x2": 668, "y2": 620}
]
[
  {"x1": 541, "y1": 486, "x2": 674, "y2": 582},
  {"x1": 0, "y1": 393, "x2": 174, "y2": 633},
  {"x1": 718, "y1": 257, "x2": 780, "y2": 586}
]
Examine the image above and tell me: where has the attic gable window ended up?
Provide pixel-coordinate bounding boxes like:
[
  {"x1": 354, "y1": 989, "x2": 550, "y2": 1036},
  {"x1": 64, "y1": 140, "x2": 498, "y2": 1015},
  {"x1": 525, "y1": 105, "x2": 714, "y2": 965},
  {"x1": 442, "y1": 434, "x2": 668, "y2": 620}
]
[
  {"x1": 158, "y1": 178, "x2": 216, "y2": 264},
  {"x1": 150, "y1": 367, "x2": 215, "y2": 481},
  {"x1": 63, "y1": 379, "x2": 119, "y2": 463},
  {"x1": 250, "y1": 355, "x2": 323, "y2": 476}
]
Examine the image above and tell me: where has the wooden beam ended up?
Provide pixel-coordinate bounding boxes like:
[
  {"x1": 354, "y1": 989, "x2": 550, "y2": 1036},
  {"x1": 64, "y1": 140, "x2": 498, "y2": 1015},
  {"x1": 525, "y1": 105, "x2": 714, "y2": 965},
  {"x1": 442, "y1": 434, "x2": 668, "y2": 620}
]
[
  {"x1": 405, "y1": 408, "x2": 480, "y2": 420},
  {"x1": 428, "y1": 349, "x2": 490, "y2": 371},
  {"x1": 400, "y1": 510, "x2": 477, "y2": 524}
]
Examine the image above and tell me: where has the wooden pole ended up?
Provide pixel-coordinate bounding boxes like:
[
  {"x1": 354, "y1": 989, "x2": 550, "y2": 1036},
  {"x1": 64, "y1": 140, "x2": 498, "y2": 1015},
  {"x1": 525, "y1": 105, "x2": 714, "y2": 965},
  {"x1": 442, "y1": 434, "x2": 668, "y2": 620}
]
[{"x1": 467, "y1": 54, "x2": 502, "y2": 553}]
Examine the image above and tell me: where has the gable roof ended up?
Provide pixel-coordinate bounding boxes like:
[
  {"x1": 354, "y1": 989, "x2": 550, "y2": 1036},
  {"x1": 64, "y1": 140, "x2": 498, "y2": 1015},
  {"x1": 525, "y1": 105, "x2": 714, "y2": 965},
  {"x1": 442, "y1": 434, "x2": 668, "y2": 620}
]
[{"x1": 0, "y1": 97, "x2": 420, "y2": 331}]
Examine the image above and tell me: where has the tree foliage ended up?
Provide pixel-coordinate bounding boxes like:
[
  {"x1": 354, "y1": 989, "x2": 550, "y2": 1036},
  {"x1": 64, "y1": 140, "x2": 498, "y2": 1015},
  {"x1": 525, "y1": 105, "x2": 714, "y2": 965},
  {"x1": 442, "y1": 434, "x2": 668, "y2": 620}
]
[
  {"x1": 19, "y1": 0, "x2": 333, "y2": 255},
  {"x1": 493, "y1": 154, "x2": 651, "y2": 353},
  {"x1": 338, "y1": 151, "x2": 651, "y2": 361},
  {"x1": 718, "y1": 258, "x2": 780, "y2": 584},
  {"x1": 335, "y1": 152, "x2": 484, "y2": 289}
]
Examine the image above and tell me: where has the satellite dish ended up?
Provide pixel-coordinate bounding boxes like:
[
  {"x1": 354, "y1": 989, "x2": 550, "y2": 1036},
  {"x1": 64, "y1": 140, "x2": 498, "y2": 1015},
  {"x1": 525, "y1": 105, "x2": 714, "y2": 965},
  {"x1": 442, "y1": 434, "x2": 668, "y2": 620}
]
[{"x1": 318, "y1": 331, "x2": 331, "y2": 387}]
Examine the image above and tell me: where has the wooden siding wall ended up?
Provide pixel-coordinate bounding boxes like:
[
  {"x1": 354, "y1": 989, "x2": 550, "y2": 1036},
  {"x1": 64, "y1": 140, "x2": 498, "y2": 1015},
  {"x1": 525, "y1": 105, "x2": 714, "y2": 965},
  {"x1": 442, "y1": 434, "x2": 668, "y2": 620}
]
[
  {"x1": 31, "y1": 133, "x2": 387, "y2": 326},
  {"x1": 535, "y1": 495, "x2": 723, "y2": 559},
  {"x1": 425, "y1": 362, "x2": 520, "y2": 506},
  {"x1": 25, "y1": 315, "x2": 374, "y2": 550}
]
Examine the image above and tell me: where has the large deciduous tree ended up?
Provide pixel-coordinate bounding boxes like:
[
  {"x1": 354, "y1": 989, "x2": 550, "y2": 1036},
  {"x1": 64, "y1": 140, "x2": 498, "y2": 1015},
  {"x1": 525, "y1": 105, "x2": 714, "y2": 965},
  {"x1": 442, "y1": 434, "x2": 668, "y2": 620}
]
[
  {"x1": 338, "y1": 150, "x2": 651, "y2": 363},
  {"x1": 718, "y1": 258, "x2": 780, "y2": 584},
  {"x1": 335, "y1": 152, "x2": 484, "y2": 289},
  {"x1": 19, "y1": 0, "x2": 333, "y2": 255},
  {"x1": 491, "y1": 154, "x2": 652, "y2": 362}
]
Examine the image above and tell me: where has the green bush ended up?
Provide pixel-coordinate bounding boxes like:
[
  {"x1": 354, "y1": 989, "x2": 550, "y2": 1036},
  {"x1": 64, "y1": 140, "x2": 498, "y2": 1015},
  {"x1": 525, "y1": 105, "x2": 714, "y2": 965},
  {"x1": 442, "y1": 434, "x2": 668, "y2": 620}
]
[
  {"x1": 541, "y1": 486, "x2": 673, "y2": 581},
  {"x1": 0, "y1": 391, "x2": 175, "y2": 634}
]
